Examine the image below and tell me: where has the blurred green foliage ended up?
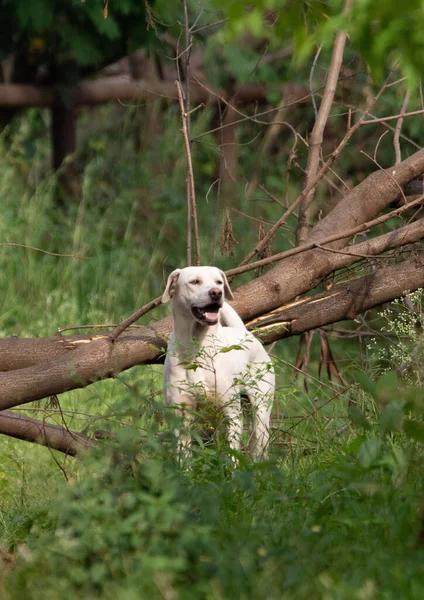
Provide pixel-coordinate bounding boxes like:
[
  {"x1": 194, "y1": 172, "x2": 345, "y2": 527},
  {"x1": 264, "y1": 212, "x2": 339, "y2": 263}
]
[
  {"x1": 0, "y1": 0, "x2": 155, "y2": 83},
  {"x1": 211, "y1": 0, "x2": 424, "y2": 83}
]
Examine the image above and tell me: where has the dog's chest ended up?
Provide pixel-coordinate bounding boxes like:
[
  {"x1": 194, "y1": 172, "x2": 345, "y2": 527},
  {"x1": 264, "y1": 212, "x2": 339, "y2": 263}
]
[{"x1": 170, "y1": 349, "x2": 244, "y2": 401}]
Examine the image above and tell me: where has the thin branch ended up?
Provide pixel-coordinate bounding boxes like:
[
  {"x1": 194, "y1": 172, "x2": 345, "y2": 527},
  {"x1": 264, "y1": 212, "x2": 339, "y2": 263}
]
[
  {"x1": 108, "y1": 295, "x2": 162, "y2": 342},
  {"x1": 297, "y1": 0, "x2": 353, "y2": 245},
  {"x1": 175, "y1": 79, "x2": 201, "y2": 266},
  {"x1": 226, "y1": 196, "x2": 424, "y2": 278},
  {"x1": 0, "y1": 243, "x2": 84, "y2": 260},
  {"x1": 58, "y1": 323, "x2": 140, "y2": 334},
  {"x1": 190, "y1": 17, "x2": 226, "y2": 34},
  {"x1": 312, "y1": 242, "x2": 376, "y2": 260},
  {"x1": 364, "y1": 107, "x2": 424, "y2": 125},
  {"x1": 394, "y1": 90, "x2": 411, "y2": 164},
  {"x1": 190, "y1": 74, "x2": 310, "y2": 140},
  {"x1": 309, "y1": 45, "x2": 322, "y2": 118}
]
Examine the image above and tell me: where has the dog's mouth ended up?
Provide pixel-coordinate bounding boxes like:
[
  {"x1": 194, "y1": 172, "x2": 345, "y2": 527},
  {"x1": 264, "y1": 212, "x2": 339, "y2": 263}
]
[{"x1": 191, "y1": 302, "x2": 221, "y2": 325}]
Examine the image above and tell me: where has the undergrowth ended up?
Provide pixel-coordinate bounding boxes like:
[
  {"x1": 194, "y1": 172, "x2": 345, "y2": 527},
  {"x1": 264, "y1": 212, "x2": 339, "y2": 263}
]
[{"x1": 4, "y1": 407, "x2": 424, "y2": 600}]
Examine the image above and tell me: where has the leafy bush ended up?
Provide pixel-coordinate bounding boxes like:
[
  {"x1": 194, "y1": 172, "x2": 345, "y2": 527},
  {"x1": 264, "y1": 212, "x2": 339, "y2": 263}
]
[{"x1": 6, "y1": 409, "x2": 424, "y2": 599}]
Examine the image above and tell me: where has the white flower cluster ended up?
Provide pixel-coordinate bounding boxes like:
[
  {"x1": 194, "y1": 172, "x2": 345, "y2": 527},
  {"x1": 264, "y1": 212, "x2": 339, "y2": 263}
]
[{"x1": 367, "y1": 289, "x2": 424, "y2": 384}]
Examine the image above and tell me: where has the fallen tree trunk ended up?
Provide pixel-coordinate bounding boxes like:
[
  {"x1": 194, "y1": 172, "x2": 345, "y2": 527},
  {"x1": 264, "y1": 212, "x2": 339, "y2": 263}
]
[
  {"x1": 2, "y1": 212, "x2": 423, "y2": 372},
  {"x1": 0, "y1": 252, "x2": 422, "y2": 409}
]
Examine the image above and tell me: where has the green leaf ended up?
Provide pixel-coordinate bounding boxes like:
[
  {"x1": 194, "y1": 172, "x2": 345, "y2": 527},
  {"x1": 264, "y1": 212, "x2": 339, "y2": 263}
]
[
  {"x1": 346, "y1": 433, "x2": 367, "y2": 457},
  {"x1": 178, "y1": 361, "x2": 199, "y2": 371},
  {"x1": 379, "y1": 401, "x2": 404, "y2": 434},
  {"x1": 219, "y1": 345, "x2": 244, "y2": 353},
  {"x1": 348, "y1": 404, "x2": 369, "y2": 429},
  {"x1": 354, "y1": 371, "x2": 377, "y2": 398},
  {"x1": 357, "y1": 437, "x2": 382, "y2": 469},
  {"x1": 374, "y1": 371, "x2": 399, "y2": 405}
]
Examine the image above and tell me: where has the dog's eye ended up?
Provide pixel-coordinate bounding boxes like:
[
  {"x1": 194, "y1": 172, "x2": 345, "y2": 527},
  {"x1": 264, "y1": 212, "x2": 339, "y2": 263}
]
[
  {"x1": 189, "y1": 279, "x2": 200, "y2": 285},
  {"x1": 216, "y1": 280, "x2": 223, "y2": 285}
]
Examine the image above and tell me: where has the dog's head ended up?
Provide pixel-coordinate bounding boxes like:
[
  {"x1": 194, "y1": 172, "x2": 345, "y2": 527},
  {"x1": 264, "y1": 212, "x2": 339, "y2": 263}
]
[{"x1": 161, "y1": 266, "x2": 234, "y2": 325}]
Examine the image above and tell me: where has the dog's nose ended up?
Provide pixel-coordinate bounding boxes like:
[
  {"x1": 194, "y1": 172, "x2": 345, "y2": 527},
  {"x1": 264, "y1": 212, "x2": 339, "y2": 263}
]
[{"x1": 209, "y1": 287, "x2": 222, "y2": 301}]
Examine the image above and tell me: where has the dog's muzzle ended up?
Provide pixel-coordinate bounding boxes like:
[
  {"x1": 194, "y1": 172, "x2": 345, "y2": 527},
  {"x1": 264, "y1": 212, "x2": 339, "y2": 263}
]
[{"x1": 191, "y1": 302, "x2": 221, "y2": 325}]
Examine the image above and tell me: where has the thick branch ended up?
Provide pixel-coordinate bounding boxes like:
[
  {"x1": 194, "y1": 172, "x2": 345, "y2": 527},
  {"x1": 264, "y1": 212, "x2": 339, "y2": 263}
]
[
  {"x1": 253, "y1": 254, "x2": 424, "y2": 344},
  {"x1": 0, "y1": 410, "x2": 92, "y2": 456}
]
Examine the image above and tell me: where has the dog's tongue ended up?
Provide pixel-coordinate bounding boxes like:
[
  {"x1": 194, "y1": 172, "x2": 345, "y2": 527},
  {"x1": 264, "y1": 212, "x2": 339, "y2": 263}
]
[{"x1": 205, "y1": 307, "x2": 219, "y2": 322}]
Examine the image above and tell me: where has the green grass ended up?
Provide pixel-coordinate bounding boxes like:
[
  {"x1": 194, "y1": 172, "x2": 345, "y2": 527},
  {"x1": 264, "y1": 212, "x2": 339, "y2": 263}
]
[
  {"x1": 0, "y1": 112, "x2": 424, "y2": 599},
  {"x1": 3, "y1": 421, "x2": 424, "y2": 600}
]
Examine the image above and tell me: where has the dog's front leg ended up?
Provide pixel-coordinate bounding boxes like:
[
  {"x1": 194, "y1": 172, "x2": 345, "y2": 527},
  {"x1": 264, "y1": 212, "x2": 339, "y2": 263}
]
[{"x1": 169, "y1": 393, "x2": 197, "y2": 460}]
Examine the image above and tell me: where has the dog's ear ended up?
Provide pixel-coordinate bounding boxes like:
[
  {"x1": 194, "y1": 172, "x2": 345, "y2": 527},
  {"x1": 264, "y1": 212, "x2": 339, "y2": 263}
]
[
  {"x1": 220, "y1": 270, "x2": 234, "y2": 301},
  {"x1": 162, "y1": 269, "x2": 181, "y2": 303}
]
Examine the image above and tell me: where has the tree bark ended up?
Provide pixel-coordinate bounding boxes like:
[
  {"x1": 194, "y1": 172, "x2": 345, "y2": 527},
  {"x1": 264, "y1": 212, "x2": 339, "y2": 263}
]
[
  {"x1": 51, "y1": 103, "x2": 76, "y2": 170},
  {"x1": 251, "y1": 254, "x2": 424, "y2": 343},
  {"x1": 0, "y1": 410, "x2": 92, "y2": 456}
]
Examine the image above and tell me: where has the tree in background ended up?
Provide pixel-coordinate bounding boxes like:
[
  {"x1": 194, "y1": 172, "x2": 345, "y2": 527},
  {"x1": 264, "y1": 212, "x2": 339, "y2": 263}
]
[{"x1": 0, "y1": 0, "x2": 155, "y2": 169}]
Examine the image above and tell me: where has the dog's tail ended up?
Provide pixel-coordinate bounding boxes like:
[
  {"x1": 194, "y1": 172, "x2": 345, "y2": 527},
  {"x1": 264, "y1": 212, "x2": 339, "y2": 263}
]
[{"x1": 220, "y1": 302, "x2": 246, "y2": 329}]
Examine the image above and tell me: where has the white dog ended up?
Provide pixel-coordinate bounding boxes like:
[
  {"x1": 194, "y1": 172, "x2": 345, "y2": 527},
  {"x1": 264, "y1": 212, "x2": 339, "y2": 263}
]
[{"x1": 162, "y1": 266, "x2": 275, "y2": 458}]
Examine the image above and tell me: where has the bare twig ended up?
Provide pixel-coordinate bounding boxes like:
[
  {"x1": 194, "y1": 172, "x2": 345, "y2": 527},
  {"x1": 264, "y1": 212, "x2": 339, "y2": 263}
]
[
  {"x1": 309, "y1": 45, "x2": 322, "y2": 118},
  {"x1": 190, "y1": 73, "x2": 310, "y2": 140},
  {"x1": 226, "y1": 196, "x2": 424, "y2": 278},
  {"x1": 59, "y1": 323, "x2": 123, "y2": 334},
  {"x1": 373, "y1": 130, "x2": 390, "y2": 162},
  {"x1": 175, "y1": 79, "x2": 201, "y2": 266},
  {"x1": 364, "y1": 107, "x2": 424, "y2": 125},
  {"x1": 238, "y1": 77, "x2": 392, "y2": 267},
  {"x1": 108, "y1": 295, "x2": 162, "y2": 342},
  {"x1": 394, "y1": 90, "x2": 411, "y2": 164},
  {"x1": 0, "y1": 243, "x2": 83, "y2": 260},
  {"x1": 182, "y1": 0, "x2": 197, "y2": 266}
]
